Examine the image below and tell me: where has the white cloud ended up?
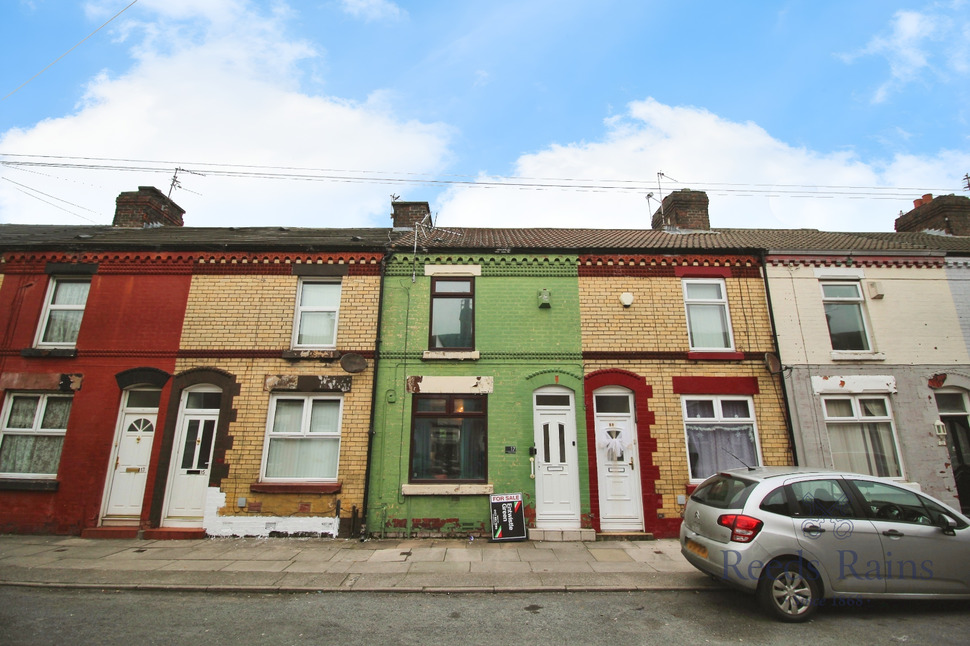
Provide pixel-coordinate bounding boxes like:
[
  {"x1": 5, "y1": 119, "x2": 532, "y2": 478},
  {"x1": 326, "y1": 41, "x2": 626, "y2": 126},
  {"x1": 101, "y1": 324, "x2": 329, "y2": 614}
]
[
  {"x1": 338, "y1": 0, "x2": 406, "y2": 22},
  {"x1": 0, "y1": 1, "x2": 450, "y2": 226},
  {"x1": 434, "y1": 98, "x2": 968, "y2": 232},
  {"x1": 841, "y1": 5, "x2": 970, "y2": 103}
]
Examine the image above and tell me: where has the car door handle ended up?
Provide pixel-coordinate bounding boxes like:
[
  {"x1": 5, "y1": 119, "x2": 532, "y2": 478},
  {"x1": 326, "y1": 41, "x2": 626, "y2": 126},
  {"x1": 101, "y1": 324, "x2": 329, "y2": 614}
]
[
  {"x1": 882, "y1": 529, "x2": 905, "y2": 538},
  {"x1": 802, "y1": 523, "x2": 826, "y2": 534}
]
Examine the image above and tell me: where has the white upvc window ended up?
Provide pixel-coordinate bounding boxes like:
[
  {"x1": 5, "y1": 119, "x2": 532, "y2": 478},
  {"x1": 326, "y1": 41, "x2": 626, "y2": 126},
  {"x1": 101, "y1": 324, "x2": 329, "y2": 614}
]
[
  {"x1": 682, "y1": 279, "x2": 734, "y2": 351},
  {"x1": 822, "y1": 395, "x2": 901, "y2": 477},
  {"x1": 820, "y1": 281, "x2": 872, "y2": 351},
  {"x1": 261, "y1": 395, "x2": 342, "y2": 481},
  {"x1": 292, "y1": 280, "x2": 341, "y2": 349},
  {"x1": 0, "y1": 393, "x2": 72, "y2": 478},
  {"x1": 36, "y1": 278, "x2": 90, "y2": 347},
  {"x1": 683, "y1": 395, "x2": 760, "y2": 480}
]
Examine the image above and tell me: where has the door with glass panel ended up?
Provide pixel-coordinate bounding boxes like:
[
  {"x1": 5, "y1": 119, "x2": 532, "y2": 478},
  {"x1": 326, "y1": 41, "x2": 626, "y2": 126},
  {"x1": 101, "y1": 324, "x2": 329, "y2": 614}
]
[
  {"x1": 532, "y1": 387, "x2": 580, "y2": 529},
  {"x1": 594, "y1": 387, "x2": 643, "y2": 531},
  {"x1": 935, "y1": 391, "x2": 970, "y2": 513},
  {"x1": 163, "y1": 388, "x2": 221, "y2": 526},
  {"x1": 102, "y1": 389, "x2": 160, "y2": 521}
]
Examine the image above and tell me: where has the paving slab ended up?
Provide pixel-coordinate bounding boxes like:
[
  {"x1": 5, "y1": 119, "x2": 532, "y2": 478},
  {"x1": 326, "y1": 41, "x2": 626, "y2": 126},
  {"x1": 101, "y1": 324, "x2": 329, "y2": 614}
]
[{"x1": 0, "y1": 534, "x2": 709, "y2": 593}]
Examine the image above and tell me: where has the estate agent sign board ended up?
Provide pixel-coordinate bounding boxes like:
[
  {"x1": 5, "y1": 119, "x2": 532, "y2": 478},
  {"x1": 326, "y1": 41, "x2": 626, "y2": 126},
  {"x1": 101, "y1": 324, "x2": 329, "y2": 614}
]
[{"x1": 490, "y1": 493, "x2": 527, "y2": 541}]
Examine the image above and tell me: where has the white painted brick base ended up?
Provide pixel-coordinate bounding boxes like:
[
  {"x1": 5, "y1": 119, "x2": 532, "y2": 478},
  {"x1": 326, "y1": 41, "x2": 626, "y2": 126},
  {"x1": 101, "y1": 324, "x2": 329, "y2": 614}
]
[{"x1": 202, "y1": 488, "x2": 340, "y2": 538}]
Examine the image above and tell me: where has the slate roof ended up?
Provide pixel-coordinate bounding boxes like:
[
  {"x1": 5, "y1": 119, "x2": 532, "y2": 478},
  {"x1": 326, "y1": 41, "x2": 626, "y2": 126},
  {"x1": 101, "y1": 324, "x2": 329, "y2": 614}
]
[
  {"x1": 390, "y1": 226, "x2": 970, "y2": 255},
  {"x1": 3, "y1": 223, "x2": 970, "y2": 256},
  {"x1": 0, "y1": 225, "x2": 396, "y2": 251}
]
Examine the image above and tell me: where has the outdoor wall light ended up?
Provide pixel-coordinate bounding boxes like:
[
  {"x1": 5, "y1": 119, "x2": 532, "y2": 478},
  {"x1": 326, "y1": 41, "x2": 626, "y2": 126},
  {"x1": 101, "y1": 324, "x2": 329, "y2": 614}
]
[
  {"x1": 620, "y1": 292, "x2": 634, "y2": 307},
  {"x1": 538, "y1": 288, "x2": 551, "y2": 308}
]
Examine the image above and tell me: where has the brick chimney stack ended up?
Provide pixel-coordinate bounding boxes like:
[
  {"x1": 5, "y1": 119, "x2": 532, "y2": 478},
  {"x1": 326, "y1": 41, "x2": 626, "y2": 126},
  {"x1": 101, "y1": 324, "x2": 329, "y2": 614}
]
[
  {"x1": 651, "y1": 189, "x2": 710, "y2": 230},
  {"x1": 113, "y1": 186, "x2": 185, "y2": 228},
  {"x1": 894, "y1": 193, "x2": 970, "y2": 235},
  {"x1": 391, "y1": 201, "x2": 431, "y2": 229}
]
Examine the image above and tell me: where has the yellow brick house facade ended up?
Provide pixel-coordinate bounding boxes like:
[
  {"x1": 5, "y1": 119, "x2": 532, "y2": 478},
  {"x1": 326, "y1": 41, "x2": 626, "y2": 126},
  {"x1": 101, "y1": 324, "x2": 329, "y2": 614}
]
[
  {"x1": 577, "y1": 191, "x2": 792, "y2": 538},
  {"x1": 146, "y1": 246, "x2": 388, "y2": 538}
]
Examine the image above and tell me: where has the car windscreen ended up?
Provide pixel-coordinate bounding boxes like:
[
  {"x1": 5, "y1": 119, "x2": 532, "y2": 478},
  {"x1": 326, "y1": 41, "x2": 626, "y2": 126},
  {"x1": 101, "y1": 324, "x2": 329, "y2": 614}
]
[{"x1": 691, "y1": 474, "x2": 757, "y2": 510}]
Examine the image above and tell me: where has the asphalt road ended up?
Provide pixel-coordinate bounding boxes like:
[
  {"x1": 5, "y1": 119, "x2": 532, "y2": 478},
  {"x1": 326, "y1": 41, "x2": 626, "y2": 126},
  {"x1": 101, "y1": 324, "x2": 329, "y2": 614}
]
[{"x1": 1, "y1": 586, "x2": 968, "y2": 645}]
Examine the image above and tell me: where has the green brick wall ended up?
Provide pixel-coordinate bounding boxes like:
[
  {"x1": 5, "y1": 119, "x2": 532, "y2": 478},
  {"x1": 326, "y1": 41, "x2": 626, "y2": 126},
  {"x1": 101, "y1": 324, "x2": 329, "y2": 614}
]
[{"x1": 367, "y1": 253, "x2": 588, "y2": 537}]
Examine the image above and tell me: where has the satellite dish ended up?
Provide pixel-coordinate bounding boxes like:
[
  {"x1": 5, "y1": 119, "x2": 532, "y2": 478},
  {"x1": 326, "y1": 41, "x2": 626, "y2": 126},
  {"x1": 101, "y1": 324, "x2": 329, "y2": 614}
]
[
  {"x1": 340, "y1": 353, "x2": 368, "y2": 374},
  {"x1": 764, "y1": 353, "x2": 783, "y2": 374}
]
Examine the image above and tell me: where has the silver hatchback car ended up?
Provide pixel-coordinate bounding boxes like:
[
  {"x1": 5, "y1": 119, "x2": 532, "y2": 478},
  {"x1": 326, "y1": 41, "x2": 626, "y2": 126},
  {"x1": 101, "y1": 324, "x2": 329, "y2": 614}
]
[{"x1": 680, "y1": 467, "x2": 970, "y2": 621}]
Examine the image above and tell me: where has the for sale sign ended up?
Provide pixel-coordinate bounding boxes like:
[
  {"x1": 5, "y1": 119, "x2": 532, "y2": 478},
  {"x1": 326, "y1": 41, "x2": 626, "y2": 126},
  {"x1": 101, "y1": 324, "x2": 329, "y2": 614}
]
[{"x1": 490, "y1": 493, "x2": 527, "y2": 541}]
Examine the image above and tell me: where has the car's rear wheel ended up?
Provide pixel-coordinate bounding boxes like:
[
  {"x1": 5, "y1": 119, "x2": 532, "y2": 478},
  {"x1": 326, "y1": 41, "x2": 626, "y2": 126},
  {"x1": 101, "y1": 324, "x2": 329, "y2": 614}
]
[{"x1": 757, "y1": 559, "x2": 820, "y2": 622}]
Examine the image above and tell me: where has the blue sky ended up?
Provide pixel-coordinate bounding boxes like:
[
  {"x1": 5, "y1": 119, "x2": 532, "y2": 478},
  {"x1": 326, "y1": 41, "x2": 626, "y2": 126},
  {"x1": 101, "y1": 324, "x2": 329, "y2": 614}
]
[{"x1": 1, "y1": 0, "x2": 968, "y2": 231}]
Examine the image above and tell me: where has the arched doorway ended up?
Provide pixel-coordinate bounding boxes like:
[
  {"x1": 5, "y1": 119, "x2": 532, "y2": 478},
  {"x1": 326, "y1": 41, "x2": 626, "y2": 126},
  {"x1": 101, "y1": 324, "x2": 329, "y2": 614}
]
[
  {"x1": 592, "y1": 385, "x2": 644, "y2": 531},
  {"x1": 532, "y1": 385, "x2": 581, "y2": 529},
  {"x1": 161, "y1": 385, "x2": 222, "y2": 527}
]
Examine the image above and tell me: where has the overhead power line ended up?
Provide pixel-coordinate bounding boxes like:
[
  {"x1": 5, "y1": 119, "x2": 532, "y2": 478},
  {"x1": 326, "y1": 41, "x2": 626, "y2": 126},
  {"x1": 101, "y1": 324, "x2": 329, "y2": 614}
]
[
  {"x1": 0, "y1": 153, "x2": 964, "y2": 202},
  {"x1": 3, "y1": 1, "x2": 141, "y2": 101}
]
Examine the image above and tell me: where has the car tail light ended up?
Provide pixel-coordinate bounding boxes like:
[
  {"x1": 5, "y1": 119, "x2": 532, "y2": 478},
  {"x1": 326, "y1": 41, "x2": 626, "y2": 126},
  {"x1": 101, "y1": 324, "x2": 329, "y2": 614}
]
[{"x1": 717, "y1": 514, "x2": 764, "y2": 543}]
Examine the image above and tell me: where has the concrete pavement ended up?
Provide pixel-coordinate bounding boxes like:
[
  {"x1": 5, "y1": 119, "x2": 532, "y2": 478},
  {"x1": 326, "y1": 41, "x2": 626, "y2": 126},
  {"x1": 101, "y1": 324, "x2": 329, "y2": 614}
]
[{"x1": 0, "y1": 534, "x2": 718, "y2": 593}]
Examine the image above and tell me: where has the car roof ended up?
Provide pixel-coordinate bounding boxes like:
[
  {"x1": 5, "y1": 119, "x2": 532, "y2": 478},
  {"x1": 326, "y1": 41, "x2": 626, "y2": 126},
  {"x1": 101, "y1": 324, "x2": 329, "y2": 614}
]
[{"x1": 715, "y1": 466, "x2": 844, "y2": 481}]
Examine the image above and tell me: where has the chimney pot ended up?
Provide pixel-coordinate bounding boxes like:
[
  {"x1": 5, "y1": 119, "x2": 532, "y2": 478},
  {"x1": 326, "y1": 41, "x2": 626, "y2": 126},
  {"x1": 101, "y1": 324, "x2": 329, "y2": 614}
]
[
  {"x1": 914, "y1": 199, "x2": 923, "y2": 209},
  {"x1": 923, "y1": 193, "x2": 933, "y2": 203}
]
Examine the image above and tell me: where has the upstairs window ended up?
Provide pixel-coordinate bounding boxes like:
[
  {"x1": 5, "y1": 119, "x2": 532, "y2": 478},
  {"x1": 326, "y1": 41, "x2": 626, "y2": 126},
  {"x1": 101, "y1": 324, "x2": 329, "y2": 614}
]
[
  {"x1": 683, "y1": 279, "x2": 734, "y2": 351},
  {"x1": 36, "y1": 278, "x2": 90, "y2": 347},
  {"x1": 429, "y1": 277, "x2": 474, "y2": 350},
  {"x1": 262, "y1": 395, "x2": 342, "y2": 481},
  {"x1": 292, "y1": 280, "x2": 341, "y2": 348},
  {"x1": 821, "y1": 282, "x2": 871, "y2": 351},
  {"x1": 0, "y1": 393, "x2": 72, "y2": 478}
]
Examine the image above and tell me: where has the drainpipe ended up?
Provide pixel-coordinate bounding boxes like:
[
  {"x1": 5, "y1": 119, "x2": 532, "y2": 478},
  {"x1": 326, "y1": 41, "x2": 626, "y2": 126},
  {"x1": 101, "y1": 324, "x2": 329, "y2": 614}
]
[
  {"x1": 760, "y1": 249, "x2": 799, "y2": 464},
  {"x1": 360, "y1": 245, "x2": 391, "y2": 538}
]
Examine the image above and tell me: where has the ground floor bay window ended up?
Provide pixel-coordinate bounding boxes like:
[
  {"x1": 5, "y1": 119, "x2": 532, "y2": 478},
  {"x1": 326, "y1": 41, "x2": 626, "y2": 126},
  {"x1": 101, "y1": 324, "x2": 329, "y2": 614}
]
[
  {"x1": 684, "y1": 395, "x2": 761, "y2": 481},
  {"x1": 410, "y1": 394, "x2": 486, "y2": 482},
  {"x1": 0, "y1": 393, "x2": 72, "y2": 478},
  {"x1": 822, "y1": 395, "x2": 901, "y2": 477}
]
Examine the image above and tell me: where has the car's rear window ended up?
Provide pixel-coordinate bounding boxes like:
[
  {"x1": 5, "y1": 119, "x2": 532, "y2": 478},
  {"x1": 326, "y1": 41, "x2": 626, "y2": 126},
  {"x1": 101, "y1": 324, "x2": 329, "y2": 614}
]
[{"x1": 691, "y1": 474, "x2": 757, "y2": 510}]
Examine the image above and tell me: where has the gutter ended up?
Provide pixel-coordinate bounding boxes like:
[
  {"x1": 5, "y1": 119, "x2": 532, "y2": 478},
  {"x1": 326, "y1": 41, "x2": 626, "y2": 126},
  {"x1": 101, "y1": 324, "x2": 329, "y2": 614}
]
[
  {"x1": 360, "y1": 242, "x2": 391, "y2": 537},
  {"x1": 760, "y1": 249, "x2": 799, "y2": 465}
]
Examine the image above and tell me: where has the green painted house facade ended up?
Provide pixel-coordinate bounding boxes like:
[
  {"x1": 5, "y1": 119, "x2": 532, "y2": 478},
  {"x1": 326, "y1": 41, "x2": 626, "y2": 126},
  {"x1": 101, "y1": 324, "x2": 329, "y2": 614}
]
[{"x1": 366, "y1": 222, "x2": 591, "y2": 539}]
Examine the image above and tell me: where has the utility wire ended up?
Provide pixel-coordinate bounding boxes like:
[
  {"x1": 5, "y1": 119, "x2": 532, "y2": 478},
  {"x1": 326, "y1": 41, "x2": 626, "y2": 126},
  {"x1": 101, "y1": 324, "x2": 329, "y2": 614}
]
[
  {"x1": 0, "y1": 154, "x2": 962, "y2": 200},
  {"x1": 3, "y1": 1, "x2": 141, "y2": 101}
]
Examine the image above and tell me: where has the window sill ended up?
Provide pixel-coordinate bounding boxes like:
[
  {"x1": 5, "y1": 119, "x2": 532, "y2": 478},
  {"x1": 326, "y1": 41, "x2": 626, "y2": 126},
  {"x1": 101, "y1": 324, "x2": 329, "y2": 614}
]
[
  {"x1": 250, "y1": 482, "x2": 341, "y2": 494},
  {"x1": 422, "y1": 350, "x2": 480, "y2": 361},
  {"x1": 402, "y1": 483, "x2": 494, "y2": 496},
  {"x1": 281, "y1": 349, "x2": 339, "y2": 361},
  {"x1": 687, "y1": 351, "x2": 744, "y2": 361},
  {"x1": 0, "y1": 478, "x2": 59, "y2": 492},
  {"x1": 830, "y1": 351, "x2": 886, "y2": 361},
  {"x1": 20, "y1": 348, "x2": 78, "y2": 358}
]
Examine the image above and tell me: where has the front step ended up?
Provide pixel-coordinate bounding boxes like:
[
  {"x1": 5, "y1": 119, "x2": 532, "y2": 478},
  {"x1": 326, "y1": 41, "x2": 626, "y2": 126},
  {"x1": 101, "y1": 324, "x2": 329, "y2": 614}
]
[
  {"x1": 596, "y1": 531, "x2": 655, "y2": 541},
  {"x1": 527, "y1": 528, "x2": 597, "y2": 542},
  {"x1": 81, "y1": 526, "x2": 140, "y2": 539}
]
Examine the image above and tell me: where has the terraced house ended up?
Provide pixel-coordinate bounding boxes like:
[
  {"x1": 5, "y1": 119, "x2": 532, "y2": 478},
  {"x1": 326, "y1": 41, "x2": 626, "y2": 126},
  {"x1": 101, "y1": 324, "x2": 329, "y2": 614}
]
[
  {"x1": 366, "y1": 193, "x2": 793, "y2": 540},
  {"x1": 4, "y1": 186, "x2": 968, "y2": 540},
  {"x1": 764, "y1": 193, "x2": 970, "y2": 512},
  {"x1": 366, "y1": 202, "x2": 591, "y2": 540},
  {"x1": 0, "y1": 187, "x2": 389, "y2": 538}
]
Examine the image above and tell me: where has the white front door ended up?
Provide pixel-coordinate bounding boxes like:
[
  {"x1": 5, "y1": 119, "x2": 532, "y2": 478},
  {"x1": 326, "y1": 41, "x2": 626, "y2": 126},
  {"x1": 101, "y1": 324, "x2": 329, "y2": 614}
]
[
  {"x1": 594, "y1": 387, "x2": 644, "y2": 531},
  {"x1": 102, "y1": 390, "x2": 160, "y2": 521},
  {"x1": 163, "y1": 388, "x2": 220, "y2": 527},
  {"x1": 532, "y1": 387, "x2": 581, "y2": 529}
]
